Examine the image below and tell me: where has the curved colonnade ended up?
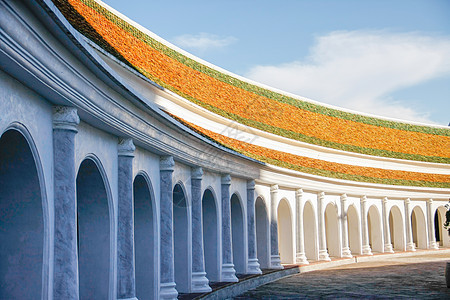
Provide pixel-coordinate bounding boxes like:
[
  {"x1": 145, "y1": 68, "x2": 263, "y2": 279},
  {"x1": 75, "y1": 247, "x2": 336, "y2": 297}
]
[{"x1": 0, "y1": 0, "x2": 449, "y2": 299}]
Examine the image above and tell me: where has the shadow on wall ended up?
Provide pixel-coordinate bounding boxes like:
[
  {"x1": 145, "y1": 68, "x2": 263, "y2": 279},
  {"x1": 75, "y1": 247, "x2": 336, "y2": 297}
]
[{"x1": 0, "y1": 130, "x2": 44, "y2": 299}]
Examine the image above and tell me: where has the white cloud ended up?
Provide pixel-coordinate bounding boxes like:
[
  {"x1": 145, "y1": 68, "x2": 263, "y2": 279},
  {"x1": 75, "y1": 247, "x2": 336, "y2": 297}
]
[
  {"x1": 172, "y1": 32, "x2": 237, "y2": 53},
  {"x1": 245, "y1": 31, "x2": 450, "y2": 124}
]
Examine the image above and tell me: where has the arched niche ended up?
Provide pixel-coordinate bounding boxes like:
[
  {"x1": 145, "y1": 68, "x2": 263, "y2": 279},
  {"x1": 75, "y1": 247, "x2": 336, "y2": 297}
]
[
  {"x1": 0, "y1": 129, "x2": 45, "y2": 298},
  {"x1": 435, "y1": 206, "x2": 449, "y2": 248},
  {"x1": 389, "y1": 205, "x2": 405, "y2": 251},
  {"x1": 367, "y1": 205, "x2": 383, "y2": 253},
  {"x1": 76, "y1": 157, "x2": 112, "y2": 299},
  {"x1": 173, "y1": 183, "x2": 190, "y2": 293},
  {"x1": 325, "y1": 203, "x2": 341, "y2": 258},
  {"x1": 255, "y1": 196, "x2": 270, "y2": 269},
  {"x1": 347, "y1": 205, "x2": 361, "y2": 255},
  {"x1": 303, "y1": 201, "x2": 318, "y2": 261},
  {"x1": 411, "y1": 206, "x2": 427, "y2": 249},
  {"x1": 277, "y1": 198, "x2": 294, "y2": 264},
  {"x1": 202, "y1": 188, "x2": 219, "y2": 282},
  {"x1": 231, "y1": 193, "x2": 245, "y2": 274},
  {"x1": 134, "y1": 173, "x2": 157, "y2": 299}
]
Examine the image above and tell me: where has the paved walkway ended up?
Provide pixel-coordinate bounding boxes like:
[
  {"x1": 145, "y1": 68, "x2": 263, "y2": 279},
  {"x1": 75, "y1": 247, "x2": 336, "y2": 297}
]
[{"x1": 234, "y1": 253, "x2": 450, "y2": 299}]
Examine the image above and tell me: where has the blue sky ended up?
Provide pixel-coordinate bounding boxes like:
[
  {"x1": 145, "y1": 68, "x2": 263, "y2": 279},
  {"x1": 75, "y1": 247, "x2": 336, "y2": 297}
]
[{"x1": 101, "y1": 0, "x2": 450, "y2": 126}]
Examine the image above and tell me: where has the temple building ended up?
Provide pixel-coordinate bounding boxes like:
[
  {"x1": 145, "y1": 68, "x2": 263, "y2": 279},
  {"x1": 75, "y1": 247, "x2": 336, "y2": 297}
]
[{"x1": 0, "y1": 0, "x2": 449, "y2": 299}]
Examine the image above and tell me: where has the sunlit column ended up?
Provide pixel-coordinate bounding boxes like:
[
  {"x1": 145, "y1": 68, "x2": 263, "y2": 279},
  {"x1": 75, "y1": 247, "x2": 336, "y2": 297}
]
[
  {"x1": 318, "y1": 192, "x2": 331, "y2": 261},
  {"x1": 295, "y1": 189, "x2": 308, "y2": 264},
  {"x1": 247, "y1": 180, "x2": 262, "y2": 274},
  {"x1": 361, "y1": 196, "x2": 373, "y2": 255},
  {"x1": 404, "y1": 198, "x2": 416, "y2": 251},
  {"x1": 382, "y1": 197, "x2": 394, "y2": 253},
  {"x1": 427, "y1": 199, "x2": 439, "y2": 249},
  {"x1": 340, "y1": 194, "x2": 352, "y2": 258},
  {"x1": 220, "y1": 174, "x2": 238, "y2": 282},
  {"x1": 270, "y1": 185, "x2": 283, "y2": 269}
]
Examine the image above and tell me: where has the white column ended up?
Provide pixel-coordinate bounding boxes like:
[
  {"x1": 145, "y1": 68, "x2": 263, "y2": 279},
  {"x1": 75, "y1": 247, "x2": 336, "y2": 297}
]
[
  {"x1": 159, "y1": 156, "x2": 178, "y2": 299},
  {"x1": 117, "y1": 138, "x2": 137, "y2": 300},
  {"x1": 52, "y1": 106, "x2": 80, "y2": 300},
  {"x1": 340, "y1": 194, "x2": 352, "y2": 258},
  {"x1": 220, "y1": 174, "x2": 238, "y2": 282},
  {"x1": 295, "y1": 189, "x2": 308, "y2": 264},
  {"x1": 247, "y1": 180, "x2": 262, "y2": 274},
  {"x1": 382, "y1": 197, "x2": 394, "y2": 253},
  {"x1": 190, "y1": 167, "x2": 212, "y2": 292},
  {"x1": 360, "y1": 196, "x2": 373, "y2": 255},
  {"x1": 427, "y1": 199, "x2": 439, "y2": 249},
  {"x1": 269, "y1": 185, "x2": 283, "y2": 269},
  {"x1": 318, "y1": 192, "x2": 331, "y2": 261},
  {"x1": 405, "y1": 198, "x2": 416, "y2": 251}
]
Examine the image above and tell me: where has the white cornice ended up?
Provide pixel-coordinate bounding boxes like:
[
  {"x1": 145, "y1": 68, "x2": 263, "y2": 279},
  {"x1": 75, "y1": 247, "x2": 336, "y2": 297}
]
[{"x1": 256, "y1": 164, "x2": 449, "y2": 200}]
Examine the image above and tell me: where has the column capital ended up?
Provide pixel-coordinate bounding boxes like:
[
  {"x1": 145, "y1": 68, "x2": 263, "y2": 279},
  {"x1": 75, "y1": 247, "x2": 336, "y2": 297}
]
[
  {"x1": 247, "y1": 179, "x2": 256, "y2": 190},
  {"x1": 405, "y1": 198, "x2": 411, "y2": 205},
  {"x1": 360, "y1": 195, "x2": 367, "y2": 203},
  {"x1": 382, "y1": 197, "x2": 389, "y2": 204},
  {"x1": 340, "y1": 194, "x2": 347, "y2": 202},
  {"x1": 118, "y1": 138, "x2": 135, "y2": 157},
  {"x1": 52, "y1": 106, "x2": 80, "y2": 131},
  {"x1": 295, "y1": 189, "x2": 303, "y2": 198},
  {"x1": 160, "y1": 156, "x2": 175, "y2": 171},
  {"x1": 191, "y1": 167, "x2": 203, "y2": 180},
  {"x1": 221, "y1": 174, "x2": 231, "y2": 185},
  {"x1": 427, "y1": 198, "x2": 433, "y2": 204},
  {"x1": 318, "y1": 191, "x2": 325, "y2": 201},
  {"x1": 270, "y1": 184, "x2": 279, "y2": 193}
]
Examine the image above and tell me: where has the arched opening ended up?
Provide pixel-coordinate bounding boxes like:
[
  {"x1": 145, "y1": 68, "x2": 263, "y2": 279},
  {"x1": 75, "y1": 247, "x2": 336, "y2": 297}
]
[
  {"x1": 0, "y1": 130, "x2": 44, "y2": 298},
  {"x1": 325, "y1": 203, "x2": 340, "y2": 258},
  {"x1": 77, "y1": 158, "x2": 111, "y2": 299},
  {"x1": 173, "y1": 183, "x2": 189, "y2": 292},
  {"x1": 277, "y1": 198, "x2": 294, "y2": 264},
  {"x1": 435, "y1": 210, "x2": 442, "y2": 247},
  {"x1": 347, "y1": 205, "x2": 361, "y2": 255},
  {"x1": 231, "y1": 193, "x2": 245, "y2": 274},
  {"x1": 367, "y1": 205, "x2": 383, "y2": 253},
  {"x1": 202, "y1": 189, "x2": 219, "y2": 282},
  {"x1": 389, "y1": 206, "x2": 405, "y2": 251},
  {"x1": 436, "y1": 207, "x2": 449, "y2": 248},
  {"x1": 303, "y1": 201, "x2": 317, "y2": 261},
  {"x1": 255, "y1": 197, "x2": 270, "y2": 269},
  {"x1": 134, "y1": 174, "x2": 156, "y2": 299},
  {"x1": 411, "y1": 206, "x2": 427, "y2": 249}
]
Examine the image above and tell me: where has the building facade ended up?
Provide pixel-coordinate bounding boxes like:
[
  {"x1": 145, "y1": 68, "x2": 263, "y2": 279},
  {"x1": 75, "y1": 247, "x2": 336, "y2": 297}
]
[{"x1": 0, "y1": 1, "x2": 449, "y2": 299}]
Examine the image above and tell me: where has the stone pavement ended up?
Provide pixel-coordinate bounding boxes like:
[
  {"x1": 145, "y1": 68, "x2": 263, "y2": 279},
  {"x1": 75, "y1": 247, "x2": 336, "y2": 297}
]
[{"x1": 234, "y1": 252, "x2": 450, "y2": 299}]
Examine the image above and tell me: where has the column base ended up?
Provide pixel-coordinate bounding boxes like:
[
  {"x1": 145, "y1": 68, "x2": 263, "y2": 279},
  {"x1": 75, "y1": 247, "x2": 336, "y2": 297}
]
[
  {"x1": 191, "y1": 272, "x2": 212, "y2": 293},
  {"x1": 406, "y1": 242, "x2": 416, "y2": 252},
  {"x1": 270, "y1": 255, "x2": 284, "y2": 269},
  {"x1": 221, "y1": 263, "x2": 238, "y2": 282},
  {"x1": 362, "y1": 245, "x2": 373, "y2": 256},
  {"x1": 430, "y1": 241, "x2": 439, "y2": 250},
  {"x1": 384, "y1": 243, "x2": 394, "y2": 253},
  {"x1": 159, "y1": 282, "x2": 178, "y2": 300},
  {"x1": 318, "y1": 250, "x2": 331, "y2": 261},
  {"x1": 341, "y1": 247, "x2": 353, "y2": 258},
  {"x1": 296, "y1": 252, "x2": 309, "y2": 264},
  {"x1": 247, "y1": 258, "x2": 262, "y2": 274}
]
